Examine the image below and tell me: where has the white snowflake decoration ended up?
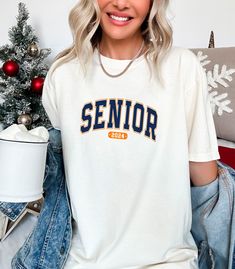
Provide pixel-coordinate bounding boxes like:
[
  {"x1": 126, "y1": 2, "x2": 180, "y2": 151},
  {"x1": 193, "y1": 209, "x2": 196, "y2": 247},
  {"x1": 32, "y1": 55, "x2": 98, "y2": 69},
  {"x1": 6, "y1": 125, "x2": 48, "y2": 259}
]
[{"x1": 196, "y1": 51, "x2": 235, "y2": 116}]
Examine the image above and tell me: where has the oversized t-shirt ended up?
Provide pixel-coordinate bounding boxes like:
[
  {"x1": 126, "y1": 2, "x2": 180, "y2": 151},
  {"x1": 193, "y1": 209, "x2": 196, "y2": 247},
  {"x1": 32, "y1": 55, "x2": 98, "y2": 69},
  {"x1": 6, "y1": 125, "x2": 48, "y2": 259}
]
[{"x1": 42, "y1": 47, "x2": 220, "y2": 269}]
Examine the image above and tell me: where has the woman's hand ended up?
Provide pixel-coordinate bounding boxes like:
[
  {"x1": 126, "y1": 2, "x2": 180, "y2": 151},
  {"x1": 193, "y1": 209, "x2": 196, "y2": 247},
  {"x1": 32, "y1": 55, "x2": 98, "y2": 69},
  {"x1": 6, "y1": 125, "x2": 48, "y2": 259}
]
[{"x1": 189, "y1": 160, "x2": 218, "y2": 187}]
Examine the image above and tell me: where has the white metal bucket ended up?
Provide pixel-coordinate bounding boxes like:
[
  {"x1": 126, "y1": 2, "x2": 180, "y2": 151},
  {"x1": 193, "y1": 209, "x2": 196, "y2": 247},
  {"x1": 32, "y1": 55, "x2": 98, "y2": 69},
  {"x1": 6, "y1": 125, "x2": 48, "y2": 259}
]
[{"x1": 0, "y1": 138, "x2": 48, "y2": 202}]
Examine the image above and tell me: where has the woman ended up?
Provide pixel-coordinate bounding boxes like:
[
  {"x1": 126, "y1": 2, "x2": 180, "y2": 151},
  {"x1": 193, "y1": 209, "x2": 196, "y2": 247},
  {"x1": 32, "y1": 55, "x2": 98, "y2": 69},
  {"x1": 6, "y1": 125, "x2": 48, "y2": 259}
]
[{"x1": 42, "y1": 0, "x2": 219, "y2": 268}]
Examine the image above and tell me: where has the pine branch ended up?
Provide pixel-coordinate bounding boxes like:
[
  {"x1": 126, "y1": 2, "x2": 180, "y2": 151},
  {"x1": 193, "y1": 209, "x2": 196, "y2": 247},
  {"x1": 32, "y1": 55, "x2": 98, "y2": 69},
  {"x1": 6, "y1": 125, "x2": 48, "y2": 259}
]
[
  {"x1": 0, "y1": 2, "x2": 51, "y2": 129},
  {"x1": 9, "y1": 4, "x2": 38, "y2": 47},
  {"x1": 17, "y1": 3, "x2": 29, "y2": 24},
  {"x1": 0, "y1": 45, "x2": 15, "y2": 62}
]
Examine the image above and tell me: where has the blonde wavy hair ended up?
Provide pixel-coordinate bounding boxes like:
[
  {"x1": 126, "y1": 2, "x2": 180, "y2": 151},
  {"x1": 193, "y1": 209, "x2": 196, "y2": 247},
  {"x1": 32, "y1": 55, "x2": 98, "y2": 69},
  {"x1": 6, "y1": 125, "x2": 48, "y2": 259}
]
[{"x1": 54, "y1": 0, "x2": 173, "y2": 82}]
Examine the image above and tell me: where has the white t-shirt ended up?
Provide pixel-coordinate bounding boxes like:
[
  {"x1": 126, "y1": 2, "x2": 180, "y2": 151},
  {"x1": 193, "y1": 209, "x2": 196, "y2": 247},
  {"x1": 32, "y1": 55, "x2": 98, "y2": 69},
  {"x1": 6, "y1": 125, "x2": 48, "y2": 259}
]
[{"x1": 42, "y1": 47, "x2": 219, "y2": 269}]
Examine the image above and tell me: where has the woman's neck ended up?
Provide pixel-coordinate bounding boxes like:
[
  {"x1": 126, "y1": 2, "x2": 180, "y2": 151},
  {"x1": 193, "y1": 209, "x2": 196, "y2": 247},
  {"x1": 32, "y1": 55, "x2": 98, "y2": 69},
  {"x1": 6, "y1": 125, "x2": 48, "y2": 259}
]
[{"x1": 99, "y1": 36, "x2": 145, "y2": 60}]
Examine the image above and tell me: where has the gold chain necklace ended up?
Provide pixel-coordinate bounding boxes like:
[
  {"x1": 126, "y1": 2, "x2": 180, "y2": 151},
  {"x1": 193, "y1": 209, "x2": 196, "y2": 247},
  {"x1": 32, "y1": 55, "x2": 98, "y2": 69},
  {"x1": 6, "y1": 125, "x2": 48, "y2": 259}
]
[{"x1": 97, "y1": 41, "x2": 145, "y2": 78}]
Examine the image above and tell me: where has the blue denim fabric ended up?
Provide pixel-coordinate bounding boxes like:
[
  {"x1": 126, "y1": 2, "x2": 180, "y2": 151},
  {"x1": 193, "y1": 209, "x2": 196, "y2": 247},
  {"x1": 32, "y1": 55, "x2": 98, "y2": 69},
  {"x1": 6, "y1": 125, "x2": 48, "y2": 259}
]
[
  {"x1": 233, "y1": 245, "x2": 235, "y2": 269},
  {"x1": 0, "y1": 128, "x2": 235, "y2": 269},
  {"x1": 0, "y1": 202, "x2": 27, "y2": 222},
  {"x1": 191, "y1": 161, "x2": 235, "y2": 269}
]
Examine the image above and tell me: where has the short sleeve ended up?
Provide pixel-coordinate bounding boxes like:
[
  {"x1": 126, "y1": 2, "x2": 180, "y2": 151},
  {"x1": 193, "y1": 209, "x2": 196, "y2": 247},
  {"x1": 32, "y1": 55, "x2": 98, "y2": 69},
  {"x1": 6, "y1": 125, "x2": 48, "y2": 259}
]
[
  {"x1": 184, "y1": 53, "x2": 220, "y2": 162},
  {"x1": 42, "y1": 67, "x2": 60, "y2": 129}
]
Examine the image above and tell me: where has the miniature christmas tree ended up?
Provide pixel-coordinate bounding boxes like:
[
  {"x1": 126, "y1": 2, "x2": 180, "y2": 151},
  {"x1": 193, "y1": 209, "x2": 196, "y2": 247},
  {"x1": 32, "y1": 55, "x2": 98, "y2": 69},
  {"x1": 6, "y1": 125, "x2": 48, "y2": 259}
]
[{"x1": 0, "y1": 2, "x2": 51, "y2": 129}]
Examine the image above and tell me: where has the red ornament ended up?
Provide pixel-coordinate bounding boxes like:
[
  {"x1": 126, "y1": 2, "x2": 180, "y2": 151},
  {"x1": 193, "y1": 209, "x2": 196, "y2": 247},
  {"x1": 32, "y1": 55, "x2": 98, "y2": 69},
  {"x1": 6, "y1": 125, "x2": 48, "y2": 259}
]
[
  {"x1": 31, "y1": 76, "x2": 44, "y2": 94},
  {"x1": 2, "y1": 60, "x2": 19, "y2": 77}
]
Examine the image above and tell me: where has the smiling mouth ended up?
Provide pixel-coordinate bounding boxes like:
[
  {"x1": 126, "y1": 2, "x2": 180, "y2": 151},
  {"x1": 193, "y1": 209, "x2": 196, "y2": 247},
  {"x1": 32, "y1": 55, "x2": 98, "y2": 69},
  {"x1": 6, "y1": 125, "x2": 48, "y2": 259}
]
[{"x1": 107, "y1": 13, "x2": 133, "y2": 22}]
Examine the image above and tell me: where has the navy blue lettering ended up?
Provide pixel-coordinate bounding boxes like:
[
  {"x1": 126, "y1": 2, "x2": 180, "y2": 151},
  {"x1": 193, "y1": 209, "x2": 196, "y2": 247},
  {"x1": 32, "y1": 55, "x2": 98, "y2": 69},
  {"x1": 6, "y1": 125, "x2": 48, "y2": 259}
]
[
  {"x1": 81, "y1": 103, "x2": 93, "y2": 133},
  {"x1": 107, "y1": 99, "x2": 123, "y2": 128},
  {"x1": 145, "y1": 107, "x2": 157, "y2": 141},
  {"x1": 123, "y1": 100, "x2": 132, "y2": 130},
  {"x1": 93, "y1": 100, "x2": 107, "y2": 129},
  {"x1": 132, "y1": 103, "x2": 144, "y2": 133}
]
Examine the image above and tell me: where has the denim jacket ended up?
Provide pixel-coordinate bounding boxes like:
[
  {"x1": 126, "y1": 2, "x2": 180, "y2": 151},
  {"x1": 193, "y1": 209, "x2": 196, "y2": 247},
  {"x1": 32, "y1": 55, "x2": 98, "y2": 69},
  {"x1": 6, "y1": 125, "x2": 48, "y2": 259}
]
[
  {"x1": 191, "y1": 162, "x2": 235, "y2": 269},
  {"x1": 0, "y1": 128, "x2": 234, "y2": 269}
]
